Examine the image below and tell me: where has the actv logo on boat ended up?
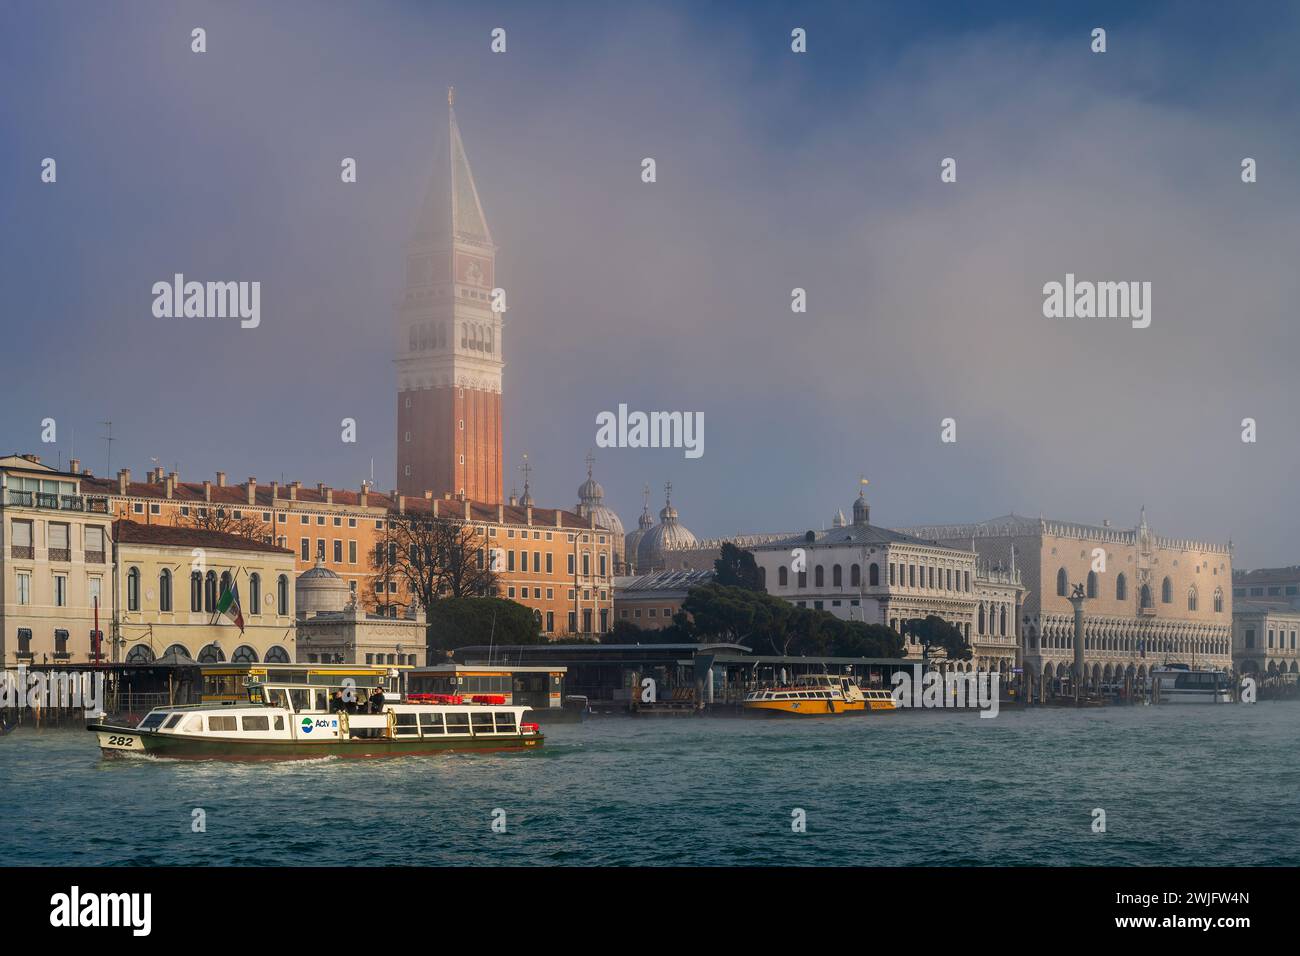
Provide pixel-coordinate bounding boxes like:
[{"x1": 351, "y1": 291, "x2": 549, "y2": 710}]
[{"x1": 891, "y1": 665, "x2": 1000, "y2": 718}]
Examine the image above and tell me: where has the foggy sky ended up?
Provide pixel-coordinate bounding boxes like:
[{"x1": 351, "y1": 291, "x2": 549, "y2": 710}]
[{"x1": 2, "y1": 1, "x2": 1298, "y2": 568}]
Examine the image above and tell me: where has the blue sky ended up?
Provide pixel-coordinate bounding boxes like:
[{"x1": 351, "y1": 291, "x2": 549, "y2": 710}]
[{"x1": 2, "y1": 1, "x2": 1299, "y2": 566}]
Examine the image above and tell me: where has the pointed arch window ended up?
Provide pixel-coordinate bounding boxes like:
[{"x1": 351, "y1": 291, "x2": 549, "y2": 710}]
[
  {"x1": 277, "y1": 574, "x2": 289, "y2": 615},
  {"x1": 191, "y1": 571, "x2": 203, "y2": 612},
  {"x1": 1161, "y1": 576, "x2": 1172, "y2": 604},
  {"x1": 778, "y1": 566, "x2": 788, "y2": 587},
  {"x1": 1086, "y1": 571, "x2": 1097, "y2": 598},
  {"x1": 204, "y1": 571, "x2": 217, "y2": 613},
  {"x1": 1116, "y1": 573, "x2": 1127, "y2": 601},
  {"x1": 249, "y1": 573, "x2": 261, "y2": 614},
  {"x1": 1056, "y1": 568, "x2": 1067, "y2": 596},
  {"x1": 1213, "y1": 588, "x2": 1224, "y2": 613},
  {"x1": 1187, "y1": 587, "x2": 1198, "y2": 612}
]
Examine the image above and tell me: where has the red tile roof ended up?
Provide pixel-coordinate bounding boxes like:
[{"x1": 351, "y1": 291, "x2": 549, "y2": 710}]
[
  {"x1": 113, "y1": 520, "x2": 293, "y2": 555},
  {"x1": 82, "y1": 477, "x2": 608, "y2": 532}
]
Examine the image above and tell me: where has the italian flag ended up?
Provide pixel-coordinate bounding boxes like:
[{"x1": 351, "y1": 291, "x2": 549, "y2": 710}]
[{"x1": 215, "y1": 582, "x2": 245, "y2": 633}]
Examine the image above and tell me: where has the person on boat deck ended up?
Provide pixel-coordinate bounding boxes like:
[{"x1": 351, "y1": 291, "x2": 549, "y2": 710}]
[
  {"x1": 330, "y1": 690, "x2": 347, "y2": 713},
  {"x1": 367, "y1": 686, "x2": 385, "y2": 714}
]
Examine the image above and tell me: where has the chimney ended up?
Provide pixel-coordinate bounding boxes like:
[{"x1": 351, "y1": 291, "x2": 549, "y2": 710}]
[
  {"x1": 216, "y1": 471, "x2": 226, "y2": 487},
  {"x1": 497, "y1": 504, "x2": 504, "y2": 523},
  {"x1": 325, "y1": 487, "x2": 334, "y2": 505},
  {"x1": 202, "y1": 480, "x2": 212, "y2": 502},
  {"x1": 509, "y1": 493, "x2": 518, "y2": 506},
  {"x1": 526, "y1": 505, "x2": 533, "y2": 526},
  {"x1": 359, "y1": 485, "x2": 368, "y2": 508},
  {"x1": 432, "y1": 499, "x2": 440, "y2": 518},
  {"x1": 165, "y1": 475, "x2": 175, "y2": 499},
  {"x1": 397, "y1": 495, "x2": 406, "y2": 515},
  {"x1": 464, "y1": 499, "x2": 472, "y2": 520},
  {"x1": 168, "y1": 470, "x2": 177, "y2": 484},
  {"x1": 247, "y1": 478, "x2": 257, "y2": 505},
  {"x1": 424, "y1": 490, "x2": 434, "y2": 500},
  {"x1": 289, "y1": 481, "x2": 300, "y2": 501},
  {"x1": 317, "y1": 482, "x2": 326, "y2": 496},
  {"x1": 68, "y1": 458, "x2": 80, "y2": 475},
  {"x1": 559, "y1": 511, "x2": 566, "y2": 529},
  {"x1": 270, "y1": 481, "x2": 279, "y2": 500},
  {"x1": 117, "y1": 469, "x2": 130, "y2": 495}
]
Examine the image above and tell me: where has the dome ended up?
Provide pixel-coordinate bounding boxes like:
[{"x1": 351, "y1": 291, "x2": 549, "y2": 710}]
[
  {"x1": 832, "y1": 509, "x2": 847, "y2": 528},
  {"x1": 296, "y1": 558, "x2": 351, "y2": 617},
  {"x1": 575, "y1": 458, "x2": 624, "y2": 540},
  {"x1": 636, "y1": 486, "x2": 697, "y2": 571},
  {"x1": 624, "y1": 489, "x2": 655, "y2": 570},
  {"x1": 852, "y1": 488, "x2": 870, "y2": 526}
]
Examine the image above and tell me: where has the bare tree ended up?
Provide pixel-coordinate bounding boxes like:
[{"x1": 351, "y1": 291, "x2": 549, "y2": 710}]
[
  {"x1": 179, "y1": 504, "x2": 269, "y2": 543},
  {"x1": 369, "y1": 514, "x2": 499, "y2": 614}
]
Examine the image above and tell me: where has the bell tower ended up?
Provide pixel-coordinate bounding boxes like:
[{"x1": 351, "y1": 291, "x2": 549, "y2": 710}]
[{"x1": 396, "y1": 88, "x2": 504, "y2": 503}]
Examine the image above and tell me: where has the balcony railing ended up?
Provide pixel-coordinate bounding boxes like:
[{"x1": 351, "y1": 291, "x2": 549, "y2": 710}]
[
  {"x1": 85, "y1": 550, "x2": 106, "y2": 564},
  {"x1": 60, "y1": 495, "x2": 84, "y2": 511},
  {"x1": 48, "y1": 548, "x2": 70, "y2": 562},
  {"x1": 85, "y1": 497, "x2": 109, "y2": 513},
  {"x1": 35, "y1": 493, "x2": 58, "y2": 508},
  {"x1": 3, "y1": 491, "x2": 96, "y2": 511},
  {"x1": 5, "y1": 490, "x2": 33, "y2": 507},
  {"x1": 11, "y1": 546, "x2": 34, "y2": 559}
]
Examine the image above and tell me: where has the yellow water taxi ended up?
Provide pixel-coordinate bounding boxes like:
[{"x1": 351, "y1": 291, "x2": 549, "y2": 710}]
[{"x1": 743, "y1": 674, "x2": 896, "y2": 716}]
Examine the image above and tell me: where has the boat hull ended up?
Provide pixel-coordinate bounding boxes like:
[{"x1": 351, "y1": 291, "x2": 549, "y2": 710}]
[
  {"x1": 743, "y1": 699, "x2": 852, "y2": 716},
  {"x1": 89, "y1": 723, "x2": 543, "y2": 760}
]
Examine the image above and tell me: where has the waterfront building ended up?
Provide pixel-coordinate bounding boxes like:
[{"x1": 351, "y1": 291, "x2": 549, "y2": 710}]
[
  {"x1": 896, "y1": 509, "x2": 1233, "y2": 692},
  {"x1": 396, "y1": 89, "x2": 503, "y2": 504},
  {"x1": 752, "y1": 488, "x2": 1025, "y2": 670},
  {"x1": 1232, "y1": 566, "x2": 1300, "y2": 607},
  {"x1": 113, "y1": 520, "x2": 297, "y2": 664},
  {"x1": 1, "y1": 454, "x2": 114, "y2": 666},
  {"x1": 294, "y1": 558, "x2": 426, "y2": 666},
  {"x1": 74, "y1": 466, "x2": 614, "y2": 640},
  {"x1": 1233, "y1": 601, "x2": 1300, "y2": 681},
  {"x1": 614, "y1": 568, "x2": 714, "y2": 629}
]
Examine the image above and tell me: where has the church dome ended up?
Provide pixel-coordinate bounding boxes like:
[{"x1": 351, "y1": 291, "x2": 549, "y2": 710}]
[
  {"x1": 296, "y1": 559, "x2": 351, "y2": 617},
  {"x1": 852, "y1": 488, "x2": 870, "y2": 526},
  {"x1": 574, "y1": 458, "x2": 624, "y2": 541},
  {"x1": 624, "y1": 490, "x2": 655, "y2": 570},
  {"x1": 637, "y1": 486, "x2": 698, "y2": 571}
]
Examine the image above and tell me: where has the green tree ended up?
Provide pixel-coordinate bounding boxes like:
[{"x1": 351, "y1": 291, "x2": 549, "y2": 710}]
[
  {"x1": 426, "y1": 597, "x2": 542, "y2": 652},
  {"x1": 713, "y1": 542, "x2": 763, "y2": 591},
  {"x1": 904, "y1": 615, "x2": 972, "y2": 662}
]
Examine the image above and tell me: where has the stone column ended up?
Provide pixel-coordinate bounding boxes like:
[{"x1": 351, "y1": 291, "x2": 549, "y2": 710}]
[{"x1": 1068, "y1": 588, "x2": 1087, "y2": 704}]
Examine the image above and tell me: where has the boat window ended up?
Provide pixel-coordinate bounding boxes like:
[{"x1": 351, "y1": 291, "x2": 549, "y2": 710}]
[
  {"x1": 183, "y1": 715, "x2": 203, "y2": 732},
  {"x1": 208, "y1": 715, "x2": 237, "y2": 732},
  {"x1": 470, "y1": 713, "x2": 495, "y2": 735},
  {"x1": 288, "y1": 689, "x2": 311, "y2": 713},
  {"x1": 242, "y1": 715, "x2": 270, "y2": 731},
  {"x1": 444, "y1": 712, "x2": 470, "y2": 735},
  {"x1": 493, "y1": 713, "x2": 517, "y2": 734},
  {"x1": 419, "y1": 713, "x2": 445, "y2": 735},
  {"x1": 274, "y1": 716, "x2": 285, "y2": 730},
  {"x1": 266, "y1": 688, "x2": 289, "y2": 710},
  {"x1": 313, "y1": 689, "x2": 329, "y2": 712},
  {"x1": 163, "y1": 713, "x2": 184, "y2": 729},
  {"x1": 139, "y1": 712, "x2": 167, "y2": 730},
  {"x1": 394, "y1": 713, "x2": 419, "y2": 737}
]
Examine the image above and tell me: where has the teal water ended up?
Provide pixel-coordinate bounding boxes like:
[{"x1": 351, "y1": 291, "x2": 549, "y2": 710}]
[{"x1": 1, "y1": 704, "x2": 1296, "y2": 866}]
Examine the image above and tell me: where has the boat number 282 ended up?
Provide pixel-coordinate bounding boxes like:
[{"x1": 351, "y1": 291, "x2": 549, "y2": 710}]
[{"x1": 107, "y1": 735, "x2": 135, "y2": 747}]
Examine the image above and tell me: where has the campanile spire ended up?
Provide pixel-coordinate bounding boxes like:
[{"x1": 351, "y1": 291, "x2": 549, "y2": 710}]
[{"x1": 396, "y1": 90, "x2": 504, "y2": 503}]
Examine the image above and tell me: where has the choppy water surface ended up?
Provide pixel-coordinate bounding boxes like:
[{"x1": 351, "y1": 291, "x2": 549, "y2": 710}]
[{"x1": 2, "y1": 704, "x2": 1297, "y2": 866}]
